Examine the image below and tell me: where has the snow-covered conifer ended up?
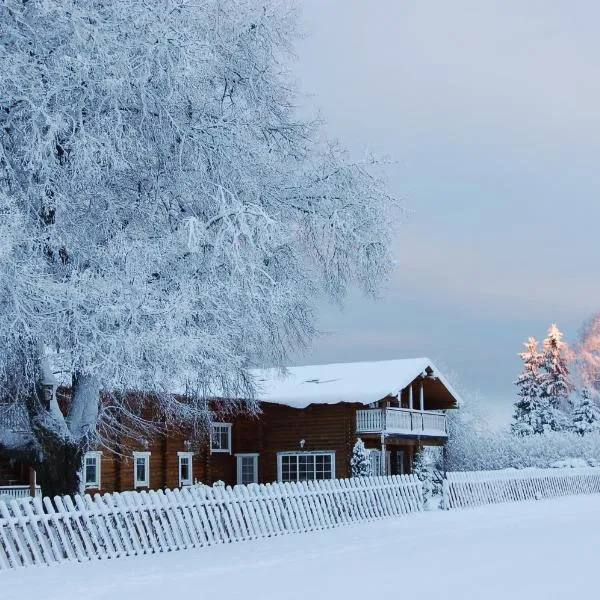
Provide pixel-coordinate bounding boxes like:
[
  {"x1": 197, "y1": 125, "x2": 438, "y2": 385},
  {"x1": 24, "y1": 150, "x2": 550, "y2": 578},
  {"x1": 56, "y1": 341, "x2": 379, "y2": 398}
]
[
  {"x1": 412, "y1": 446, "x2": 436, "y2": 506},
  {"x1": 571, "y1": 388, "x2": 600, "y2": 436},
  {"x1": 350, "y1": 438, "x2": 371, "y2": 477},
  {"x1": 0, "y1": 1, "x2": 400, "y2": 495},
  {"x1": 539, "y1": 324, "x2": 574, "y2": 431},
  {"x1": 512, "y1": 337, "x2": 544, "y2": 436}
]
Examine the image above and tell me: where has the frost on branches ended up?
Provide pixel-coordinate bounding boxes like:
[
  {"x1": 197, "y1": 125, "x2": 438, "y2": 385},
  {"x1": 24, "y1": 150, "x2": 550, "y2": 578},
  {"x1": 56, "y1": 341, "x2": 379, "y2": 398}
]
[
  {"x1": 539, "y1": 325, "x2": 575, "y2": 429},
  {"x1": 574, "y1": 313, "x2": 600, "y2": 397},
  {"x1": 447, "y1": 391, "x2": 600, "y2": 471},
  {"x1": 571, "y1": 389, "x2": 600, "y2": 436},
  {"x1": 350, "y1": 438, "x2": 371, "y2": 477},
  {"x1": 512, "y1": 326, "x2": 574, "y2": 436},
  {"x1": 0, "y1": 1, "x2": 400, "y2": 495},
  {"x1": 412, "y1": 446, "x2": 441, "y2": 507},
  {"x1": 512, "y1": 337, "x2": 545, "y2": 436}
]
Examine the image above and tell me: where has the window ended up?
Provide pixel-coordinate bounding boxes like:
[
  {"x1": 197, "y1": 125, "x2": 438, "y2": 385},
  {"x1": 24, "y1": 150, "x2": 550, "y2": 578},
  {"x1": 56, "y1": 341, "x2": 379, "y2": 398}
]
[
  {"x1": 276, "y1": 452, "x2": 335, "y2": 483},
  {"x1": 133, "y1": 451, "x2": 151, "y2": 488},
  {"x1": 178, "y1": 452, "x2": 194, "y2": 487},
  {"x1": 83, "y1": 451, "x2": 101, "y2": 489},
  {"x1": 210, "y1": 423, "x2": 232, "y2": 454},
  {"x1": 236, "y1": 454, "x2": 259, "y2": 485}
]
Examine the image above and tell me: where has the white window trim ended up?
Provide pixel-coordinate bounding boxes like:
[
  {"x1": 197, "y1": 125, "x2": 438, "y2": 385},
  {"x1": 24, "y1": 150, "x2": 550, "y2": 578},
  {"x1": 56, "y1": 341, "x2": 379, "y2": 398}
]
[
  {"x1": 83, "y1": 451, "x2": 102, "y2": 489},
  {"x1": 276, "y1": 451, "x2": 336, "y2": 482},
  {"x1": 133, "y1": 451, "x2": 151, "y2": 488},
  {"x1": 235, "y1": 453, "x2": 259, "y2": 485},
  {"x1": 177, "y1": 451, "x2": 194, "y2": 487},
  {"x1": 210, "y1": 423, "x2": 232, "y2": 454}
]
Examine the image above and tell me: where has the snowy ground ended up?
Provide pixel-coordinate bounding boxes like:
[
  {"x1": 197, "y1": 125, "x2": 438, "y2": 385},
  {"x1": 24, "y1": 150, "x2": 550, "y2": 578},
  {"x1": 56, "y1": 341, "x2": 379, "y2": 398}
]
[{"x1": 3, "y1": 495, "x2": 599, "y2": 599}]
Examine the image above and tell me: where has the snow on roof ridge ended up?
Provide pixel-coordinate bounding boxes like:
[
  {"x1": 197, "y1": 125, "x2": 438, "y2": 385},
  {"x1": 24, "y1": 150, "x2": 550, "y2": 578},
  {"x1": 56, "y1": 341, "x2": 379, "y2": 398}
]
[{"x1": 251, "y1": 356, "x2": 458, "y2": 408}]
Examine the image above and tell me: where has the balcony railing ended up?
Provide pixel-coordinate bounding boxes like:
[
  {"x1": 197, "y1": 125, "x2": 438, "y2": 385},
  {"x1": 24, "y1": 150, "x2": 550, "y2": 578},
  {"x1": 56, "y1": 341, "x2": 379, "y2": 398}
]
[
  {"x1": 0, "y1": 486, "x2": 42, "y2": 502},
  {"x1": 356, "y1": 407, "x2": 447, "y2": 438}
]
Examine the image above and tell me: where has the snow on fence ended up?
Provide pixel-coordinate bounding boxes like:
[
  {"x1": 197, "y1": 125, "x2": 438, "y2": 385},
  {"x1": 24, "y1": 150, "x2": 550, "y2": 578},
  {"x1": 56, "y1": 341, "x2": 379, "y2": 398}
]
[
  {"x1": 442, "y1": 466, "x2": 600, "y2": 510},
  {"x1": 0, "y1": 475, "x2": 423, "y2": 570}
]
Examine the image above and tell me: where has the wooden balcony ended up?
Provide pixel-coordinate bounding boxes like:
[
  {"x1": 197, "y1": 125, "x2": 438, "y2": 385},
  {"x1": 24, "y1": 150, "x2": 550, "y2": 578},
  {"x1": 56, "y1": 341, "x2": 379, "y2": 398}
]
[{"x1": 356, "y1": 407, "x2": 447, "y2": 438}]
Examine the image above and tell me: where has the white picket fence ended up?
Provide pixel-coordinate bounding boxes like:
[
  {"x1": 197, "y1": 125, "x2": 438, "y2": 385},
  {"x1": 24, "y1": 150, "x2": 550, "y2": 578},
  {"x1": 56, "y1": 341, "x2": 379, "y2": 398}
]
[
  {"x1": 0, "y1": 475, "x2": 423, "y2": 570},
  {"x1": 442, "y1": 466, "x2": 600, "y2": 509}
]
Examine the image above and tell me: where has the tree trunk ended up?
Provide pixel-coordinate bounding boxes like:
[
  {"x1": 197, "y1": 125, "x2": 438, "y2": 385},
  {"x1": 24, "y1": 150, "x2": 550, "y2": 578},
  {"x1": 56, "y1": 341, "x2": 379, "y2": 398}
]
[
  {"x1": 27, "y1": 370, "x2": 100, "y2": 498},
  {"x1": 33, "y1": 429, "x2": 82, "y2": 498}
]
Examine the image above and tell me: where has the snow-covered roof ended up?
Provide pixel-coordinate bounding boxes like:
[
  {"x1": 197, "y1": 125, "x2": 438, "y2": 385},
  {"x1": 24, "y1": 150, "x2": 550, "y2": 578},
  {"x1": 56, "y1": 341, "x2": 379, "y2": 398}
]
[{"x1": 252, "y1": 357, "x2": 461, "y2": 409}]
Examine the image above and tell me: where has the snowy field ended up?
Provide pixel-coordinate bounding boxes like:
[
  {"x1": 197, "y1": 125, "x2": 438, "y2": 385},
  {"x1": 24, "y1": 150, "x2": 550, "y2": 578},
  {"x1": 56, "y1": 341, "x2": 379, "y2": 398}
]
[{"x1": 3, "y1": 495, "x2": 599, "y2": 600}]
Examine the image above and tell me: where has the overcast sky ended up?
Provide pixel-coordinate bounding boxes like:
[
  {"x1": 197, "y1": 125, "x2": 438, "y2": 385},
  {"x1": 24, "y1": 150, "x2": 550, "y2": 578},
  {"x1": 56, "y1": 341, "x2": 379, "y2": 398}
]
[{"x1": 291, "y1": 1, "x2": 600, "y2": 425}]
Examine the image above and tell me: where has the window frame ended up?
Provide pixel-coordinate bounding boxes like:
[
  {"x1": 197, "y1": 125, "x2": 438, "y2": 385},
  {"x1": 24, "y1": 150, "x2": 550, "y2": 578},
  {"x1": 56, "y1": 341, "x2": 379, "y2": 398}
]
[
  {"x1": 210, "y1": 423, "x2": 232, "y2": 454},
  {"x1": 133, "y1": 451, "x2": 151, "y2": 488},
  {"x1": 236, "y1": 453, "x2": 259, "y2": 485},
  {"x1": 177, "y1": 451, "x2": 194, "y2": 487},
  {"x1": 83, "y1": 451, "x2": 102, "y2": 489},
  {"x1": 276, "y1": 451, "x2": 336, "y2": 483}
]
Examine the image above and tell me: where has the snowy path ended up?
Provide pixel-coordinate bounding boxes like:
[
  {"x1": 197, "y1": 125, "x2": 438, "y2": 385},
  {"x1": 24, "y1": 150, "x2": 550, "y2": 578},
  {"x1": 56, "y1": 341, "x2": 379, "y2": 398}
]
[{"x1": 3, "y1": 494, "x2": 600, "y2": 599}]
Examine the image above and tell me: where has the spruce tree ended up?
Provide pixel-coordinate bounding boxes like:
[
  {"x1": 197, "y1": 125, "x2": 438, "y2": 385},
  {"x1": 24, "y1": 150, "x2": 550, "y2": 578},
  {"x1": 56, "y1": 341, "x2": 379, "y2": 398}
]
[
  {"x1": 512, "y1": 337, "x2": 544, "y2": 436},
  {"x1": 571, "y1": 388, "x2": 600, "y2": 436},
  {"x1": 350, "y1": 439, "x2": 371, "y2": 477},
  {"x1": 539, "y1": 324, "x2": 574, "y2": 431},
  {"x1": 413, "y1": 446, "x2": 435, "y2": 505}
]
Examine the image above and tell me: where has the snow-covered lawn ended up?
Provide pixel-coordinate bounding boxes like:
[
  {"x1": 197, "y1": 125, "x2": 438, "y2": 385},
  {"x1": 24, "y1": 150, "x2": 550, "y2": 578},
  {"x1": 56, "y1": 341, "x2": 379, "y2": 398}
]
[{"x1": 3, "y1": 495, "x2": 599, "y2": 599}]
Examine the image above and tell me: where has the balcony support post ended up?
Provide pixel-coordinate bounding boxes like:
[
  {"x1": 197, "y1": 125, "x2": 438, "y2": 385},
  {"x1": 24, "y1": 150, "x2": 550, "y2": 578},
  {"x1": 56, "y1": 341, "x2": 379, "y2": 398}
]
[
  {"x1": 409, "y1": 385, "x2": 413, "y2": 410},
  {"x1": 419, "y1": 382, "x2": 424, "y2": 412},
  {"x1": 380, "y1": 432, "x2": 386, "y2": 476},
  {"x1": 28, "y1": 466, "x2": 36, "y2": 498}
]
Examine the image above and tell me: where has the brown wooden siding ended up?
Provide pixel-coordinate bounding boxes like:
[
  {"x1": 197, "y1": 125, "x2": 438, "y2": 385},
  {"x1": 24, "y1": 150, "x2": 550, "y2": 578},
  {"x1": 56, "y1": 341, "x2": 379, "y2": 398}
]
[{"x1": 2, "y1": 399, "x2": 453, "y2": 495}]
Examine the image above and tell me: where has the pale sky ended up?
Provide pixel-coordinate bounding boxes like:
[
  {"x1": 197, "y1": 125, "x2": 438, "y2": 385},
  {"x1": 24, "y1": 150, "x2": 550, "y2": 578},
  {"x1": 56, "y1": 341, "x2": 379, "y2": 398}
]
[{"x1": 291, "y1": 1, "x2": 600, "y2": 425}]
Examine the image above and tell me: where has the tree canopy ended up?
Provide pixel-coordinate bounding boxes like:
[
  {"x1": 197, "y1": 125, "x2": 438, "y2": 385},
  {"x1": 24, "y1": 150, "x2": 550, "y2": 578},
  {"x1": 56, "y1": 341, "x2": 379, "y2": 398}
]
[{"x1": 0, "y1": 0, "x2": 400, "y2": 493}]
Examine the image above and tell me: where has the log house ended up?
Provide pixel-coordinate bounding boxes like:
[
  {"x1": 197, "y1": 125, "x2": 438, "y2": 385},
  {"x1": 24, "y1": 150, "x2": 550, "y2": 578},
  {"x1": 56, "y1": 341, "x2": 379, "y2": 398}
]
[{"x1": 0, "y1": 358, "x2": 460, "y2": 497}]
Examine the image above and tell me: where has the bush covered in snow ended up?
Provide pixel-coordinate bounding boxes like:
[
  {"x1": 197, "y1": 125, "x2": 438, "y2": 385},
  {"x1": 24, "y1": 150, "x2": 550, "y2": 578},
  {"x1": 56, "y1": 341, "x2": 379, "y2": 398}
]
[
  {"x1": 446, "y1": 392, "x2": 600, "y2": 471},
  {"x1": 412, "y1": 446, "x2": 442, "y2": 507},
  {"x1": 350, "y1": 438, "x2": 371, "y2": 477}
]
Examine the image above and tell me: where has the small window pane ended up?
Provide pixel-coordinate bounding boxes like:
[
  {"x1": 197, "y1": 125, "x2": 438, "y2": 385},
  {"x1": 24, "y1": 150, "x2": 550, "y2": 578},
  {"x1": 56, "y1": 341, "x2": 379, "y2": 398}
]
[
  {"x1": 180, "y1": 457, "x2": 189, "y2": 481},
  {"x1": 136, "y1": 458, "x2": 146, "y2": 483},
  {"x1": 85, "y1": 457, "x2": 97, "y2": 485},
  {"x1": 315, "y1": 454, "x2": 332, "y2": 480},
  {"x1": 298, "y1": 455, "x2": 314, "y2": 481},
  {"x1": 239, "y1": 456, "x2": 257, "y2": 485},
  {"x1": 281, "y1": 455, "x2": 296, "y2": 483},
  {"x1": 211, "y1": 425, "x2": 231, "y2": 452}
]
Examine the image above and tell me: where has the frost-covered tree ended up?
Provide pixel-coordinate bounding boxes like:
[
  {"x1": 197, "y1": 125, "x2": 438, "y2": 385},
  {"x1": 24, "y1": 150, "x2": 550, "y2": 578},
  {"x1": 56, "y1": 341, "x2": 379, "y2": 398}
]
[
  {"x1": 512, "y1": 337, "x2": 545, "y2": 436},
  {"x1": 350, "y1": 438, "x2": 371, "y2": 477},
  {"x1": 574, "y1": 314, "x2": 600, "y2": 396},
  {"x1": 571, "y1": 389, "x2": 600, "y2": 436},
  {"x1": 0, "y1": 1, "x2": 400, "y2": 495},
  {"x1": 446, "y1": 389, "x2": 600, "y2": 471},
  {"x1": 538, "y1": 324, "x2": 574, "y2": 431},
  {"x1": 412, "y1": 446, "x2": 437, "y2": 506}
]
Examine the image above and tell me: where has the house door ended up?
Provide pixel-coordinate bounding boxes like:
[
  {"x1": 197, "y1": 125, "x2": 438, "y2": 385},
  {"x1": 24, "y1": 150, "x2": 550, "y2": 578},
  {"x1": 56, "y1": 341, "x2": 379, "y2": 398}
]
[{"x1": 369, "y1": 450, "x2": 391, "y2": 475}]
